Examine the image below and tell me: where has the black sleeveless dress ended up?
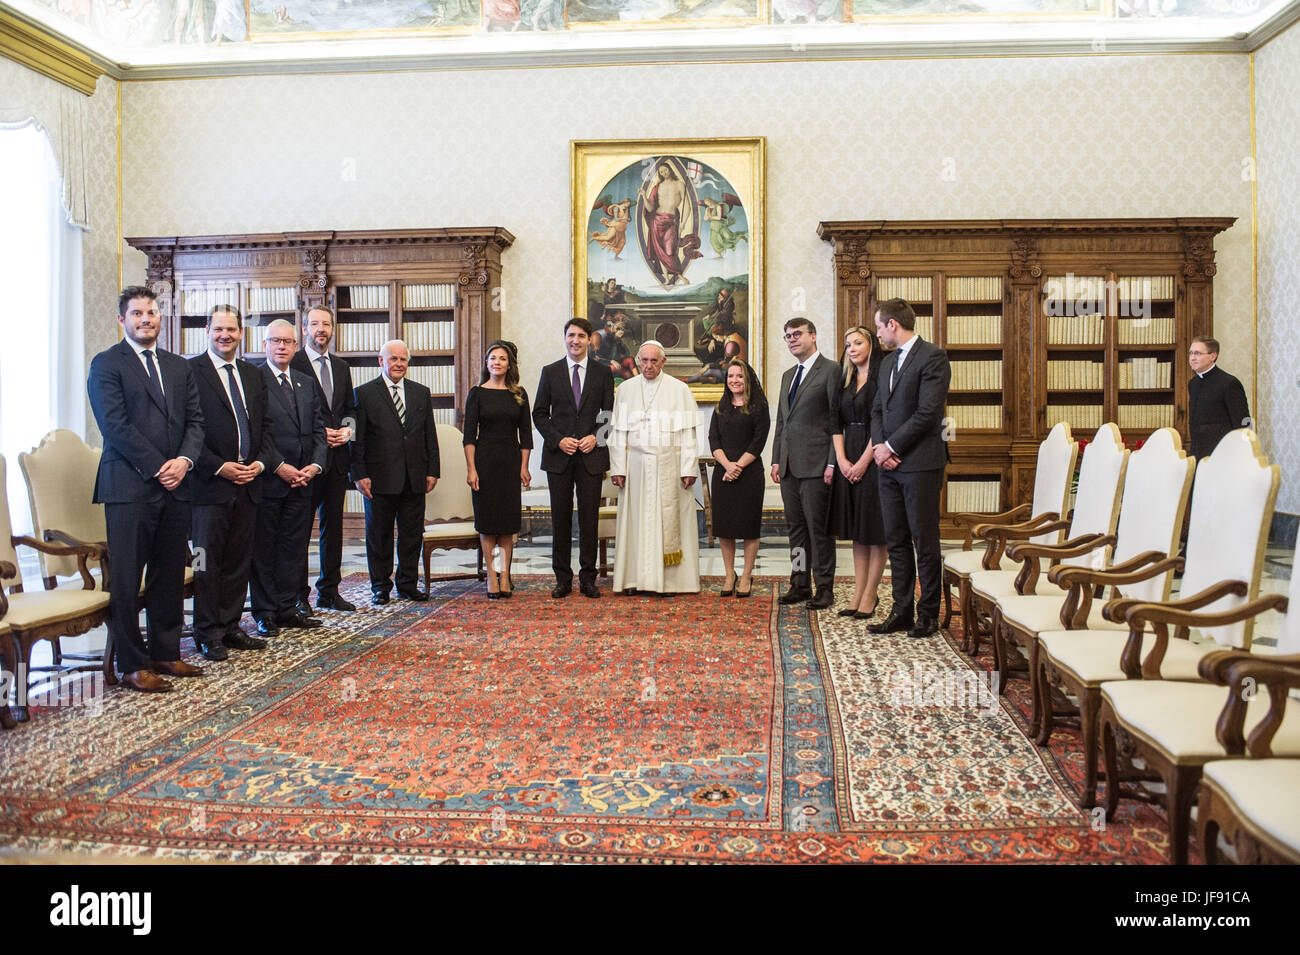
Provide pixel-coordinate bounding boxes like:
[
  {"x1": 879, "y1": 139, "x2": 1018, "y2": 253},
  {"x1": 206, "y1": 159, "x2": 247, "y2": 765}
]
[
  {"x1": 826, "y1": 366, "x2": 886, "y2": 546},
  {"x1": 463, "y1": 385, "x2": 533, "y2": 535}
]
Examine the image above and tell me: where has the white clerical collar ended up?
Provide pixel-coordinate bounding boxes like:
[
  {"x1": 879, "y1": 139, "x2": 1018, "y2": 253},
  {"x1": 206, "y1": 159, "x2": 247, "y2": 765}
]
[{"x1": 1197, "y1": 362, "x2": 1217, "y2": 378}]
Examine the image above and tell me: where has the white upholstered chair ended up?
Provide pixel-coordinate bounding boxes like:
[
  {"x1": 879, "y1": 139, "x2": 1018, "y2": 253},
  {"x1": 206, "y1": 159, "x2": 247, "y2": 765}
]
[
  {"x1": 422, "y1": 424, "x2": 484, "y2": 591},
  {"x1": 970, "y1": 424, "x2": 1128, "y2": 690},
  {"x1": 0, "y1": 455, "x2": 112, "y2": 722},
  {"x1": 1090, "y1": 430, "x2": 1286, "y2": 862},
  {"x1": 943, "y1": 422, "x2": 1077, "y2": 654}
]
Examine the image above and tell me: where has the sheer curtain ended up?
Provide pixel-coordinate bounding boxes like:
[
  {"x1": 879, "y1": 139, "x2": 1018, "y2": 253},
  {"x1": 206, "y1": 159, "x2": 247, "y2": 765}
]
[{"x1": 0, "y1": 123, "x2": 86, "y2": 534}]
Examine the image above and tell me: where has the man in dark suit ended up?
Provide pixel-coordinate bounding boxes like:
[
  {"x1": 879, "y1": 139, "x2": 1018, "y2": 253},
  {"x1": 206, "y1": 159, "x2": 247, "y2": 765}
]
[
  {"x1": 291, "y1": 305, "x2": 357, "y2": 612},
  {"x1": 868, "y1": 298, "x2": 952, "y2": 640},
  {"x1": 251, "y1": 319, "x2": 328, "y2": 637},
  {"x1": 1188, "y1": 336, "x2": 1252, "y2": 459},
  {"x1": 771, "y1": 317, "x2": 841, "y2": 609},
  {"x1": 352, "y1": 339, "x2": 439, "y2": 604},
  {"x1": 189, "y1": 305, "x2": 279, "y2": 660},
  {"x1": 533, "y1": 317, "x2": 615, "y2": 599},
  {"x1": 87, "y1": 287, "x2": 206, "y2": 692}
]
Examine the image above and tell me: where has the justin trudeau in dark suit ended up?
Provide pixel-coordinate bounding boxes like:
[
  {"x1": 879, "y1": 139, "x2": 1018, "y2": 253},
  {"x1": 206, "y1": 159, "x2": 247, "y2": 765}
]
[
  {"x1": 189, "y1": 306, "x2": 279, "y2": 660},
  {"x1": 251, "y1": 319, "x2": 328, "y2": 637},
  {"x1": 87, "y1": 286, "x2": 206, "y2": 692},
  {"x1": 532, "y1": 317, "x2": 615, "y2": 599},
  {"x1": 869, "y1": 298, "x2": 952, "y2": 640},
  {"x1": 291, "y1": 305, "x2": 357, "y2": 612},
  {"x1": 351, "y1": 340, "x2": 440, "y2": 605}
]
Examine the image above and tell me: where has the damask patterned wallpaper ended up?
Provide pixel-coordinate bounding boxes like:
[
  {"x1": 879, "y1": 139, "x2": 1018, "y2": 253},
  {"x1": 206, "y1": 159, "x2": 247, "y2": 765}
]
[
  {"x1": 1255, "y1": 22, "x2": 1300, "y2": 515},
  {"x1": 119, "y1": 54, "x2": 1255, "y2": 459}
]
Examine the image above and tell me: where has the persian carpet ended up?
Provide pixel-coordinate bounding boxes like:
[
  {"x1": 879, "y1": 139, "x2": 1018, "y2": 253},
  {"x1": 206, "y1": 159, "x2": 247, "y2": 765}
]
[{"x1": 0, "y1": 577, "x2": 1170, "y2": 863}]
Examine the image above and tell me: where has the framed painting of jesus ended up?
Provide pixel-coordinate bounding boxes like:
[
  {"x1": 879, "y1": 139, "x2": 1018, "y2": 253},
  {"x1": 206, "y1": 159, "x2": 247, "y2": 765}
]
[{"x1": 572, "y1": 137, "x2": 766, "y2": 403}]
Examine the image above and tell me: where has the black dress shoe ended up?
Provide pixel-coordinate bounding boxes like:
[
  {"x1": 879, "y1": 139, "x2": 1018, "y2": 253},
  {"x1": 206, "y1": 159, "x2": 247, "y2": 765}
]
[
  {"x1": 317, "y1": 593, "x2": 357, "y2": 612},
  {"x1": 837, "y1": 608, "x2": 859, "y2": 618},
  {"x1": 779, "y1": 588, "x2": 812, "y2": 605},
  {"x1": 293, "y1": 599, "x2": 315, "y2": 618},
  {"x1": 551, "y1": 581, "x2": 572, "y2": 599},
  {"x1": 580, "y1": 582, "x2": 601, "y2": 599},
  {"x1": 195, "y1": 639, "x2": 229, "y2": 662},
  {"x1": 396, "y1": 587, "x2": 429, "y2": 601},
  {"x1": 255, "y1": 618, "x2": 280, "y2": 638},
  {"x1": 908, "y1": 616, "x2": 940, "y2": 640},
  {"x1": 372, "y1": 591, "x2": 390, "y2": 606},
  {"x1": 868, "y1": 611, "x2": 915, "y2": 634},
  {"x1": 279, "y1": 611, "x2": 323, "y2": 629},
  {"x1": 809, "y1": 589, "x2": 834, "y2": 610},
  {"x1": 225, "y1": 631, "x2": 268, "y2": 651}
]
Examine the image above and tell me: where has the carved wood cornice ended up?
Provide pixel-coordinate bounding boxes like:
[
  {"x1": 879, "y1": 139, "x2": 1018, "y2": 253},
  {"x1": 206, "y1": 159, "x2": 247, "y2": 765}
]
[
  {"x1": 1181, "y1": 229, "x2": 1219, "y2": 281},
  {"x1": 1009, "y1": 235, "x2": 1041, "y2": 282}
]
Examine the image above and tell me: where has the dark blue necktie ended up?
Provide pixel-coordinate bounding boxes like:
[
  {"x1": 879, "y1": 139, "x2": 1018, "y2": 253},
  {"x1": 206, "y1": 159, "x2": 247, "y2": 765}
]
[
  {"x1": 224, "y1": 364, "x2": 252, "y2": 461},
  {"x1": 788, "y1": 363, "x2": 804, "y2": 405},
  {"x1": 143, "y1": 349, "x2": 165, "y2": 407}
]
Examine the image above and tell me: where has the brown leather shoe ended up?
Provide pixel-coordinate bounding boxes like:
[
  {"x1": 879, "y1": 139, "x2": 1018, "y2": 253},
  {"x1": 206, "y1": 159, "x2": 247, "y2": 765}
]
[
  {"x1": 152, "y1": 660, "x2": 204, "y2": 678},
  {"x1": 123, "y1": 670, "x2": 173, "y2": 693}
]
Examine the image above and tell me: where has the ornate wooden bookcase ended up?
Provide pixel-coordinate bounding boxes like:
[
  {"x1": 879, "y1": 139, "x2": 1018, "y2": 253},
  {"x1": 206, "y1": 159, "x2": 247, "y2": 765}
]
[
  {"x1": 127, "y1": 227, "x2": 514, "y2": 520},
  {"x1": 818, "y1": 218, "x2": 1235, "y2": 534}
]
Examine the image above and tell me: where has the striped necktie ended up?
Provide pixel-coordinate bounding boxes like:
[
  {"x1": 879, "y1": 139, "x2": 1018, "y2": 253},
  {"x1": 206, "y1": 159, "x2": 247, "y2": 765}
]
[{"x1": 392, "y1": 384, "x2": 406, "y2": 426}]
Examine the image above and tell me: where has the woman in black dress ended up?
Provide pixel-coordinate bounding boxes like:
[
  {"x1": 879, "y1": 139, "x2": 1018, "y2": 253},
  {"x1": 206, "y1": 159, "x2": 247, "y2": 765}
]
[
  {"x1": 463, "y1": 341, "x2": 532, "y2": 598},
  {"x1": 826, "y1": 326, "x2": 887, "y2": 620},
  {"x1": 708, "y1": 359, "x2": 770, "y2": 598}
]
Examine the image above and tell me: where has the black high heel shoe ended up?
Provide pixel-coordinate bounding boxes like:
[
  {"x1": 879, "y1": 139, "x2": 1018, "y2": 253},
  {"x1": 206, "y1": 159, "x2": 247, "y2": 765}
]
[
  {"x1": 853, "y1": 602, "x2": 879, "y2": 620},
  {"x1": 735, "y1": 575, "x2": 752, "y2": 598},
  {"x1": 500, "y1": 570, "x2": 513, "y2": 599},
  {"x1": 720, "y1": 574, "x2": 737, "y2": 597}
]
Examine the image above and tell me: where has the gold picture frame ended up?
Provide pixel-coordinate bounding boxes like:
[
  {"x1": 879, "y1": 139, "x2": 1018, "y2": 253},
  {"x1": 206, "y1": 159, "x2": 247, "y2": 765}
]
[{"x1": 571, "y1": 137, "x2": 766, "y2": 404}]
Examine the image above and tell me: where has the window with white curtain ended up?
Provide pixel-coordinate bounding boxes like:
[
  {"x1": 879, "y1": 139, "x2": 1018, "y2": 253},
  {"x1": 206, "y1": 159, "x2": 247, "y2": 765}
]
[{"x1": 0, "y1": 123, "x2": 85, "y2": 535}]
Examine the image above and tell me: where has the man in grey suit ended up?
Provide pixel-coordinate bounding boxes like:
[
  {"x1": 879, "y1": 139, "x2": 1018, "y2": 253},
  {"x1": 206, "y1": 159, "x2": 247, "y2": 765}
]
[
  {"x1": 869, "y1": 298, "x2": 952, "y2": 639},
  {"x1": 771, "y1": 317, "x2": 841, "y2": 610}
]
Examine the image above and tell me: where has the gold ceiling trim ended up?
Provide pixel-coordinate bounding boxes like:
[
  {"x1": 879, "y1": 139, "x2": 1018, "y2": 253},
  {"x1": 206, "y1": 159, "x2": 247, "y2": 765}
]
[{"x1": 0, "y1": 7, "x2": 103, "y2": 95}]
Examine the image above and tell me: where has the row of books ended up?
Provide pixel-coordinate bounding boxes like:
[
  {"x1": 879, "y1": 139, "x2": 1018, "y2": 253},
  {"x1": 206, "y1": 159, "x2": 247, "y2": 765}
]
[
  {"x1": 1117, "y1": 358, "x2": 1173, "y2": 390},
  {"x1": 1046, "y1": 315, "x2": 1107, "y2": 345},
  {"x1": 180, "y1": 328, "x2": 208, "y2": 355},
  {"x1": 945, "y1": 276, "x2": 1002, "y2": 302},
  {"x1": 334, "y1": 323, "x2": 391, "y2": 352},
  {"x1": 1116, "y1": 317, "x2": 1176, "y2": 345},
  {"x1": 944, "y1": 405, "x2": 1002, "y2": 430},
  {"x1": 1047, "y1": 360, "x2": 1105, "y2": 390},
  {"x1": 1046, "y1": 404, "x2": 1104, "y2": 429},
  {"x1": 1116, "y1": 275, "x2": 1175, "y2": 299},
  {"x1": 404, "y1": 320, "x2": 456, "y2": 351},
  {"x1": 179, "y1": 286, "x2": 238, "y2": 316},
  {"x1": 913, "y1": 315, "x2": 935, "y2": 340},
  {"x1": 875, "y1": 276, "x2": 932, "y2": 302},
  {"x1": 1118, "y1": 404, "x2": 1175, "y2": 430},
  {"x1": 947, "y1": 481, "x2": 1001, "y2": 514},
  {"x1": 247, "y1": 286, "x2": 297, "y2": 313},
  {"x1": 949, "y1": 360, "x2": 1003, "y2": 391},
  {"x1": 402, "y1": 284, "x2": 456, "y2": 309},
  {"x1": 352, "y1": 364, "x2": 456, "y2": 395},
  {"x1": 944, "y1": 315, "x2": 1002, "y2": 345},
  {"x1": 347, "y1": 285, "x2": 389, "y2": 309}
]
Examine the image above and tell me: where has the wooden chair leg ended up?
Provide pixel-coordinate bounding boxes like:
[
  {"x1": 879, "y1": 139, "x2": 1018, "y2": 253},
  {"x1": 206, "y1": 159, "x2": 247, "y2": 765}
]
[
  {"x1": 1080, "y1": 688, "x2": 1101, "y2": 810},
  {"x1": 992, "y1": 607, "x2": 1012, "y2": 696},
  {"x1": 1034, "y1": 656, "x2": 1055, "y2": 747},
  {"x1": 960, "y1": 580, "x2": 976, "y2": 654},
  {"x1": 940, "y1": 572, "x2": 954, "y2": 628},
  {"x1": 1, "y1": 635, "x2": 17, "y2": 730},
  {"x1": 1166, "y1": 765, "x2": 1202, "y2": 866},
  {"x1": 1101, "y1": 704, "x2": 1122, "y2": 820},
  {"x1": 1027, "y1": 640, "x2": 1043, "y2": 736},
  {"x1": 1197, "y1": 786, "x2": 1221, "y2": 865}
]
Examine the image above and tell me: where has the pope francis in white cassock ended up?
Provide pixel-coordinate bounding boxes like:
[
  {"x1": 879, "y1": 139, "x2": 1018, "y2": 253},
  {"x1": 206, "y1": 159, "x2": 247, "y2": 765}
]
[{"x1": 609, "y1": 341, "x2": 701, "y2": 594}]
